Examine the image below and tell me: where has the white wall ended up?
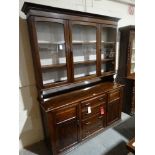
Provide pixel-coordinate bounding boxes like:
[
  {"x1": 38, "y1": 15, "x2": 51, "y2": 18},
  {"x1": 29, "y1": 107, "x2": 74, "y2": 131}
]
[{"x1": 19, "y1": 0, "x2": 135, "y2": 150}]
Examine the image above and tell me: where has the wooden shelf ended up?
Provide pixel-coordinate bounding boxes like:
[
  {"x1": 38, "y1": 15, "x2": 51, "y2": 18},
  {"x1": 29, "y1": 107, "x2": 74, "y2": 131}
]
[
  {"x1": 74, "y1": 60, "x2": 96, "y2": 65},
  {"x1": 101, "y1": 41, "x2": 115, "y2": 44},
  {"x1": 101, "y1": 71, "x2": 115, "y2": 76},
  {"x1": 72, "y1": 41, "x2": 96, "y2": 45},
  {"x1": 101, "y1": 58, "x2": 114, "y2": 62},
  {"x1": 72, "y1": 41, "x2": 115, "y2": 45},
  {"x1": 41, "y1": 63, "x2": 66, "y2": 69},
  {"x1": 38, "y1": 40, "x2": 65, "y2": 45}
]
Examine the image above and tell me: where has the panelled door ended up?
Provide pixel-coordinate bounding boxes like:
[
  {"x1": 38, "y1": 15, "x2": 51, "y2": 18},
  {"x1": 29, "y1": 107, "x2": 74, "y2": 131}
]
[{"x1": 53, "y1": 104, "x2": 80, "y2": 153}]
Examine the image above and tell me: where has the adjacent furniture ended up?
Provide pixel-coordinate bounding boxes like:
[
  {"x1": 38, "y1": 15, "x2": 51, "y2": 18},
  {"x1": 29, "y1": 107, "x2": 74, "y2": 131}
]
[
  {"x1": 117, "y1": 26, "x2": 135, "y2": 114},
  {"x1": 127, "y1": 138, "x2": 135, "y2": 153},
  {"x1": 22, "y1": 2, "x2": 124, "y2": 155}
]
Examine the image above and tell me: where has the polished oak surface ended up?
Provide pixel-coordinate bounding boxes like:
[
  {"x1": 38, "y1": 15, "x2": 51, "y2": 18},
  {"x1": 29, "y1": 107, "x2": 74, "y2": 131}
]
[
  {"x1": 41, "y1": 82, "x2": 123, "y2": 112},
  {"x1": 44, "y1": 82, "x2": 123, "y2": 154}
]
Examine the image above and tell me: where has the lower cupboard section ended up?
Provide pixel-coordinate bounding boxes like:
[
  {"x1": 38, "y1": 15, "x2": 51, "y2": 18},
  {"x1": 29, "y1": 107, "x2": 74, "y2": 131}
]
[{"x1": 41, "y1": 84, "x2": 123, "y2": 155}]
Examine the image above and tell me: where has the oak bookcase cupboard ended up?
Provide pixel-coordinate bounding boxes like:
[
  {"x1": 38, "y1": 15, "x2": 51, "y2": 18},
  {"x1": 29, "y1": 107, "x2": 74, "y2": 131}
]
[
  {"x1": 117, "y1": 25, "x2": 135, "y2": 114},
  {"x1": 22, "y1": 2, "x2": 124, "y2": 155}
]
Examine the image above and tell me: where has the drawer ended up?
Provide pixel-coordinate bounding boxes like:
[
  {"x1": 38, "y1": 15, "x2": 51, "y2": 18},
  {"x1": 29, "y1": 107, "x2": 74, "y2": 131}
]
[
  {"x1": 55, "y1": 107, "x2": 77, "y2": 124},
  {"x1": 81, "y1": 103, "x2": 106, "y2": 120},
  {"x1": 81, "y1": 94, "x2": 106, "y2": 108},
  {"x1": 109, "y1": 89, "x2": 120, "y2": 102},
  {"x1": 82, "y1": 114, "x2": 105, "y2": 138}
]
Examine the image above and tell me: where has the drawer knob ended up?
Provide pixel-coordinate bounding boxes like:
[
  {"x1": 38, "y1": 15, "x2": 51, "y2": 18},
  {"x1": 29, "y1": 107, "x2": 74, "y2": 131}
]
[
  {"x1": 86, "y1": 131, "x2": 90, "y2": 134},
  {"x1": 85, "y1": 122, "x2": 91, "y2": 125},
  {"x1": 98, "y1": 124, "x2": 102, "y2": 128},
  {"x1": 85, "y1": 103, "x2": 90, "y2": 106},
  {"x1": 98, "y1": 116, "x2": 102, "y2": 119},
  {"x1": 99, "y1": 98, "x2": 104, "y2": 101}
]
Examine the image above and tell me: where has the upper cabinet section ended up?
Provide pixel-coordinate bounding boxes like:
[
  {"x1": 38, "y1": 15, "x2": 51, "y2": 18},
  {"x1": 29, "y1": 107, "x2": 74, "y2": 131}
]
[{"x1": 22, "y1": 2, "x2": 119, "y2": 90}]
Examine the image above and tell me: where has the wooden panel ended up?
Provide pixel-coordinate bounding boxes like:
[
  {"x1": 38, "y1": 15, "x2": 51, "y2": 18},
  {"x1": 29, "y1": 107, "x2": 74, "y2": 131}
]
[
  {"x1": 54, "y1": 105, "x2": 79, "y2": 153},
  {"x1": 26, "y1": 10, "x2": 118, "y2": 25},
  {"x1": 56, "y1": 118, "x2": 78, "y2": 152},
  {"x1": 109, "y1": 89, "x2": 120, "y2": 102},
  {"x1": 107, "y1": 99, "x2": 120, "y2": 125},
  {"x1": 81, "y1": 94, "x2": 106, "y2": 107},
  {"x1": 55, "y1": 107, "x2": 76, "y2": 124},
  {"x1": 42, "y1": 83, "x2": 123, "y2": 112}
]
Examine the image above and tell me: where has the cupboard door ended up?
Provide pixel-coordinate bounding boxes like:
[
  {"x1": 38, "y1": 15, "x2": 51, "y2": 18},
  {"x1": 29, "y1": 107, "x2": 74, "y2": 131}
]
[
  {"x1": 54, "y1": 105, "x2": 79, "y2": 153},
  {"x1": 70, "y1": 21, "x2": 97, "y2": 81},
  {"x1": 107, "y1": 99, "x2": 121, "y2": 125},
  {"x1": 100, "y1": 26, "x2": 116, "y2": 75},
  {"x1": 34, "y1": 17, "x2": 70, "y2": 87}
]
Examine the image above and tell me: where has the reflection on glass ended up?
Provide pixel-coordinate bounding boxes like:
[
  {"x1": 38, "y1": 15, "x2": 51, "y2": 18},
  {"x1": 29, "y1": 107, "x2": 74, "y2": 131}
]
[
  {"x1": 101, "y1": 62, "x2": 115, "y2": 73},
  {"x1": 131, "y1": 63, "x2": 135, "y2": 74},
  {"x1": 42, "y1": 68, "x2": 67, "y2": 84},
  {"x1": 72, "y1": 24, "x2": 96, "y2": 78},
  {"x1": 35, "y1": 21, "x2": 67, "y2": 84},
  {"x1": 130, "y1": 33, "x2": 135, "y2": 74},
  {"x1": 101, "y1": 27, "x2": 116, "y2": 74},
  {"x1": 74, "y1": 64, "x2": 96, "y2": 78}
]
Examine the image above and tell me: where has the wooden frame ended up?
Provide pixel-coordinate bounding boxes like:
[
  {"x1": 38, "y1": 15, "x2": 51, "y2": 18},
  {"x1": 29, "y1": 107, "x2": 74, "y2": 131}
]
[
  {"x1": 69, "y1": 20, "x2": 98, "y2": 82},
  {"x1": 27, "y1": 12, "x2": 119, "y2": 90}
]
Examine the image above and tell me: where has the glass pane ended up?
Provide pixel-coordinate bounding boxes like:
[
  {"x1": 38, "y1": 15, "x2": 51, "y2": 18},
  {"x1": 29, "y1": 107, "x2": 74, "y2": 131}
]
[
  {"x1": 72, "y1": 24, "x2": 96, "y2": 78},
  {"x1": 74, "y1": 64, "x2": 96, "y2": 78},
  {"x1": 101, "y1": 27, "x2": 116, "y2": 42},
  {"x1": 35, "y1": 21, "x2": 67, "y2": 84},
  {"x1": 130, "y1": 63, "x2": 135, "y2": 74},
  {"x1": 101, "y1": 61, "x2": 115, "y2": 73},
  {"x1": 42, "y1": 68, "x2": 67, "y2": 84},
  {"x1": 130, "y1": 33, "x2": 135, "y2": 74},
  {"x1": 101, "y1": 27, "x2": 116, "y2": 74}
]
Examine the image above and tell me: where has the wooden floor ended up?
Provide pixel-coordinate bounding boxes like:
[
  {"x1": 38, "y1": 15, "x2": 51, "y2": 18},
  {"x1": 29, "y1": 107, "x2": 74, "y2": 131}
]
[{"x1": 20, "y1": 113, "x2": 135, "y2": 155}]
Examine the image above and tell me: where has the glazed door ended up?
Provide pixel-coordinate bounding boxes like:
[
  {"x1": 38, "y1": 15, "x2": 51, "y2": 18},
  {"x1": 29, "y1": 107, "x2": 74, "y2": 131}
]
[
  {"x1": 69, "y1": 21, "x2": 98, "y2": 81},
  {"x1": 33, "y1": 17, "x2": 71, "y2": 88},
  {"x1": 54, "y1": 105, "x2": 80, "y2": 153},
  {"x1": 100, "y1": 25, "x2": 116, "y2": 75}
]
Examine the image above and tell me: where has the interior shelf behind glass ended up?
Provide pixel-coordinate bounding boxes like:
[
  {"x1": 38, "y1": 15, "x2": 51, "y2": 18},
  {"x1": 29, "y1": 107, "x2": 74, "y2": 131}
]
[
  {"x1": 74, "y1": 64, "x2": 96, "y2": 78},
  {"x1": 101, "y1": 27, "x2": 116, "y2": 62},
  {"x1": 72, "y1": 24, "x2": 97, "y2": 78},
  {"x1": 35, "y1": 21, "x2": 66, "y2": 66},
  {"x1": 42, "y1": 68, "x2": 67, "y2": 85},
  {"x1": 101, "y1": 61, "x2": 115, "y2": 73}
]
